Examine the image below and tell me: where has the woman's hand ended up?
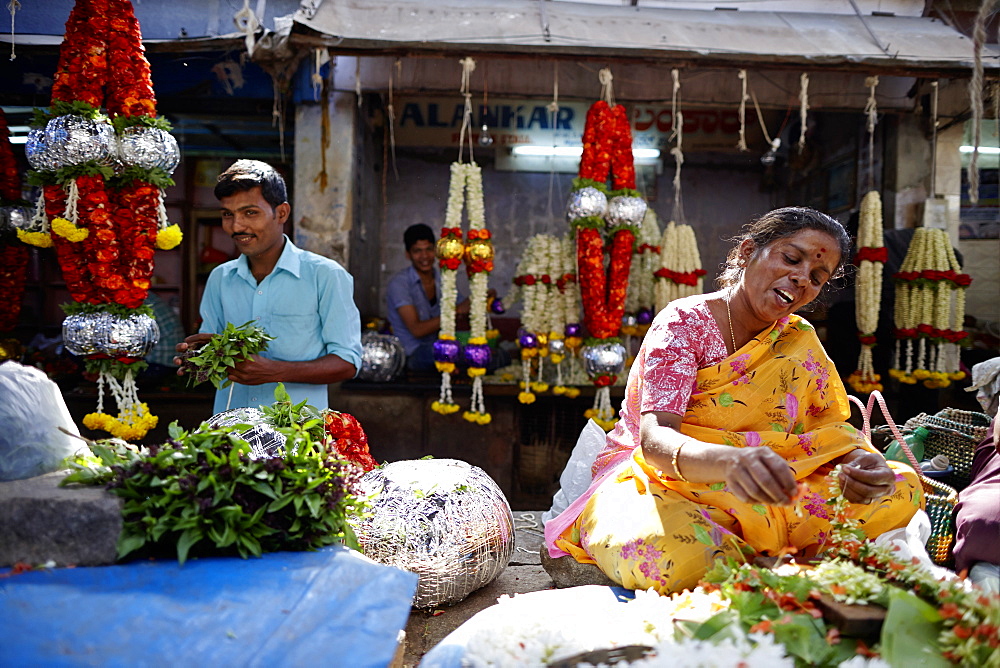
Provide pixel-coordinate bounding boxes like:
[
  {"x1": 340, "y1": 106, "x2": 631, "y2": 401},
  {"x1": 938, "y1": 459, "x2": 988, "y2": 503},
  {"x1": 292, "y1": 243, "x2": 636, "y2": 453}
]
[
  {"x1": 724, "y1": 447, "x2": 799, "y2": 506},
  {"x1": 837, "y1": 450, "x2": 896, "y2": 505}
]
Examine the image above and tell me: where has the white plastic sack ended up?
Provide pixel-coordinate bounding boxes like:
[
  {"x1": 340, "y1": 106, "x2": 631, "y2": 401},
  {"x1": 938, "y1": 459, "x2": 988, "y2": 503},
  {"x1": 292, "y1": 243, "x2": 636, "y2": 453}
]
[
  {"x1": 0, "y1": 361, "x2": 88, "y2": 481},
  {"x1": 873, "y1": 510, "x2": 956, "y2": 582},
  {"x1": 541, "y1": 418, "x2": 607, "y2": 527}
]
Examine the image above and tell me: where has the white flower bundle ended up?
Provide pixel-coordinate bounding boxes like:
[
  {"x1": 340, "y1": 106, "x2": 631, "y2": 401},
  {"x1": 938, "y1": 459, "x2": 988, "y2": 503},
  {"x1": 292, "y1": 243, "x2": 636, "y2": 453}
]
[
  {"x1": 626, "y1": 207, "x2": 662, "y2": 314},
  {"x1": 848, "y1": 190, "x2": 885, "y2": 392},
  {"x1": 654, "y1": 221, "x2": 705, "y2": 313}
]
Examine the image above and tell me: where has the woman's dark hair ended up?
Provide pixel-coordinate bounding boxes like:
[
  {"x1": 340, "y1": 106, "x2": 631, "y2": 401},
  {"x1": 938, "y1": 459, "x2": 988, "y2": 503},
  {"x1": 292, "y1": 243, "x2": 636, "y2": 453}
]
[
  {"x1": 403, "y1": 223, "x2": 435, "y2": 251},
  {"x1": 717, "y1": 207, "x2": 852, "y2": 291},
  {"x1": 214, "y1": 160, "x2": 288, "y2": 211}
]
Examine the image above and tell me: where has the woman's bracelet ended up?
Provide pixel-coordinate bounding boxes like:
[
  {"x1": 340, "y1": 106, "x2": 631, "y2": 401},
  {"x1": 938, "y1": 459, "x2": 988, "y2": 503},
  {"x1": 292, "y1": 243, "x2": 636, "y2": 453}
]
[{"x1": 671, "y1": 438, "x2": 690, "y2": 483}]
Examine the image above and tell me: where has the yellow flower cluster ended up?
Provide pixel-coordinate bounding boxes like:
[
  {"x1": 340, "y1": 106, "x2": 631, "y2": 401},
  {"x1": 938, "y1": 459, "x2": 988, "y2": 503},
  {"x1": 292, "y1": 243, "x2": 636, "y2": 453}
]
[
  {"x1": 155, "y1": 224, "x2": 183, "y2": 250},
  {"x1": 888, "y1": 368, "x2": 964, "y2": 388},
  {"x1": 17, "y1": 229, "x2": 54, "y2": 247},
  {"x1": 552, "y1": 385, "x2": 581, "y2": 398},
  {"x1": 431, "y1": 401, "x2": 460, "y2": 415},
  {"x1": 846, "y1": 370, "x2": 883, "y2": 394},
  {"x1": 517, "y1": 390, "x2": 536, "y2": 404},
  {"x1": 50, "y1": 217, "x2": 89, "y2": 242},
  {"x1": 462, "y1": 410, "x2": 492, "y2": 425},
  {"x1": 584, "y1": 408, "x2": 619, "y2": 432},
  {"x1": 83, "y1": 404, "x2": 158, "y2": 441}
]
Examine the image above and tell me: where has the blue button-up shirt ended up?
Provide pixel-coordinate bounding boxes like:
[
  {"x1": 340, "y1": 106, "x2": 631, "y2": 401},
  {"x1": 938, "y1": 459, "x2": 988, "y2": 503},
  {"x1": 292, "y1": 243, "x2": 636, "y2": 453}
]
[
  {"x1": 199, "y1": 237, "x2": 362, "y2": 413},
  {"x1": 385, "y1": 265, "x2": 439, "y2": 355}
]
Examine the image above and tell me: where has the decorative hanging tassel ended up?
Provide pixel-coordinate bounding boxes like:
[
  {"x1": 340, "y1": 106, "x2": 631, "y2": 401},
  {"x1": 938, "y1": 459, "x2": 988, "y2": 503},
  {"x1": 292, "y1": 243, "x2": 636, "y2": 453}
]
[{"x1": 797, "y1": 72, "x2": 809, "y2": 153}]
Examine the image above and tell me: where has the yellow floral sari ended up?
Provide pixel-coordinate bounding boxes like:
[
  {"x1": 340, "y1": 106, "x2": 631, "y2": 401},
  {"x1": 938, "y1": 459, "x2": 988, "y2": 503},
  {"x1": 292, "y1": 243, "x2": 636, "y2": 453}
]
[{"x1": 548, "y1": 315, "x2": 922, "y2": 594}]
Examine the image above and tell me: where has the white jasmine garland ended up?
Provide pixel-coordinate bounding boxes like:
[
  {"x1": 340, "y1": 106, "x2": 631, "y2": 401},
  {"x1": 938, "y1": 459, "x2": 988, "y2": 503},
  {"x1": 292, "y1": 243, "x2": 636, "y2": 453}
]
[
  {"x1": 848, "y1": 190, "x2": 885, "y2": 393},
  {"x1": 626, "y1": 207, "x2": 662, "y2": 314},
  {"x1": 655, "y1": 221, "x2": 704, "y2": 312}
]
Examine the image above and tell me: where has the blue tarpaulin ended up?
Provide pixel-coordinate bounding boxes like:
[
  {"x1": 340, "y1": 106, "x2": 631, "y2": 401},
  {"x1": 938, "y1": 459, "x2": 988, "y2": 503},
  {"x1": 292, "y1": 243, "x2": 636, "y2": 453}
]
[{"x1": 1, "y1": 546, "x2": 417, "y2": 667}]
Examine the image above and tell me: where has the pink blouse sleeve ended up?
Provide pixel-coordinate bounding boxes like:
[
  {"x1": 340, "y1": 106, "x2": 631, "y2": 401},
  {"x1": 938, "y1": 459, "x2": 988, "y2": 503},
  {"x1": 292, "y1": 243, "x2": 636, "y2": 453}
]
[{"x1": 640, "y1": 302, "x2": 719, "y2": 416}]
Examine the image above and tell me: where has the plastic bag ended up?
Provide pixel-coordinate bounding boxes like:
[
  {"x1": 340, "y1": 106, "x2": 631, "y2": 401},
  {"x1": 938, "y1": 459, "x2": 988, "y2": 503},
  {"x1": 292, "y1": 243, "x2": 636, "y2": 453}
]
[
  {"x1": 541, "y1": 419, "x2": 607, "y2": 526},
  {"x1": 0, "y1": 361, "x2": 88, "y2": 481}
]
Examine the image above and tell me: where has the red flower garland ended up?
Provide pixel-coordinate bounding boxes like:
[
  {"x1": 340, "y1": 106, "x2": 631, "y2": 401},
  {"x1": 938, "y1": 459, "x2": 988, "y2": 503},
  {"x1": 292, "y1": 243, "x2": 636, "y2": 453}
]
[
  {"x1": 0, "y1": 109, "x2": 29, "y2": 332},
  {"x1": 653, "y1": 267, "x2": 707, "y2": 287},
  {"x1": 574, "y1": 100, "x2": 639, "y2": 341}
]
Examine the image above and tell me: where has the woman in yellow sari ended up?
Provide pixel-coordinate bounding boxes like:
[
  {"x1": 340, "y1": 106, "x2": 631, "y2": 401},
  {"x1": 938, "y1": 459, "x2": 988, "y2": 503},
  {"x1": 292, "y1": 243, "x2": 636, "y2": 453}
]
[{"x1": 545, "y1": 207, "x2": 922, "y2": 594}]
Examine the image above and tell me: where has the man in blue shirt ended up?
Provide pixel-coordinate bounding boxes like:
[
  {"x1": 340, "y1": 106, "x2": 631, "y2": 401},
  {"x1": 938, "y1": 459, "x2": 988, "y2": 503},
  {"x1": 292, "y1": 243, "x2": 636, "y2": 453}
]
[
  {"x1": 174, "y1": 160, "x2": 362, "y2": 413},
  {"x1": 385, "y1": 224, "x2": 467, "y2": 372}
]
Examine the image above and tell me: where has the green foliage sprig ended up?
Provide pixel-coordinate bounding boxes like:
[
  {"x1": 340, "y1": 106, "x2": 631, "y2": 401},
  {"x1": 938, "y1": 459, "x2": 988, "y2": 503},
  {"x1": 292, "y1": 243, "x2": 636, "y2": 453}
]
[
  {"x1": 61, "y1": 301, "x2": 154, "y2": 319},
  {"x1": 108, "y1": 165, "x2": 175, "y2": 190},
  {"x1": 111, "y1": 114, "x2": 173, "y2": 134},
  {"x1": 60, "y1": 436, "x2": 143, "y2": 487},
  {"x1": 30, "y1": 101, "x2": 105, "y2": 128},
  {"x1": 180, "y1": 320, "x2": 274, "y2": 389}
]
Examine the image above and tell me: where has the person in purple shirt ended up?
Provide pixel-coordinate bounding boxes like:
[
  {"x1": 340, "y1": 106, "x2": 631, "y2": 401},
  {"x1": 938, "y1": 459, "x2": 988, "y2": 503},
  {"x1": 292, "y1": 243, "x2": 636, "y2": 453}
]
[{"x1": 385, "y1": 224, "x2": 471, "y2": 372}]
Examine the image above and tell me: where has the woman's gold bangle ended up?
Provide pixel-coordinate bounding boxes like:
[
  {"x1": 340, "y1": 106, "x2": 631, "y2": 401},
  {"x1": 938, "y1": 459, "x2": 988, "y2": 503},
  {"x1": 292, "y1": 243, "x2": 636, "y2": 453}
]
[{"x1": 671, "y1": 439, "x2": 690, "y2": 483}]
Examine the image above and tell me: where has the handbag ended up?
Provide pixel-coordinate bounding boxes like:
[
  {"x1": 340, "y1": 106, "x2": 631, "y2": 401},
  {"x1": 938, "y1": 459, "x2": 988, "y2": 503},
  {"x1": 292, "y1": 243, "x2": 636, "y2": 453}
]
[
  {"x1": 849, "y1": 391, "x2": 958, "y2": 566},
  {"x1": 900, "y1": 408, "x2": 991, "y2": 490}
]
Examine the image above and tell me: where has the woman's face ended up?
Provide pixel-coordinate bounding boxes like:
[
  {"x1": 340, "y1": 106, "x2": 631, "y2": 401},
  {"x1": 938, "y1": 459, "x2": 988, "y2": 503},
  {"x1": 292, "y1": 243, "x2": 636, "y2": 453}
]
[{"x1": 738, "y1": 229, "x2": 842, "y2": 323}]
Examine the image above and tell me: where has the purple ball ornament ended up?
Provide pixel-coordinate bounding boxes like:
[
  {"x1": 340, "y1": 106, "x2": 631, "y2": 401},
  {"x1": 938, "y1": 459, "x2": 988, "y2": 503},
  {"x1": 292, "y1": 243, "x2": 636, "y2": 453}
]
[
  {"x1": 433, "y1": 338, "x2": 461, "y2": 364},
  {"x1": 518, "y1": 331, "x2": 539, "y2": 349},
  {"x1": 564, "y1": 323, "x2": 582, "y2": 338},
  {"x1": 463, "y1": 343, "x2": 492, "y2": 369},
  {"x1": 637, "y1": 308, "x2": 654, "y2": 325},
  {"x1": 490, "y1": 297, "x2": 506, "y2": 315}
]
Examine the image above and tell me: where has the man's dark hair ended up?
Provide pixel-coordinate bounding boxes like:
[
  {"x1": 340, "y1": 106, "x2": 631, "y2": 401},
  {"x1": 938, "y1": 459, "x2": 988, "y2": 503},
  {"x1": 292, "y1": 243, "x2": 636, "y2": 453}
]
[
  {"x1": 215, "y1": 160, "x2": 288, "y2": 211},
  {"x1": 404, "y1": 223, "x2": 435, "y2": 251}
]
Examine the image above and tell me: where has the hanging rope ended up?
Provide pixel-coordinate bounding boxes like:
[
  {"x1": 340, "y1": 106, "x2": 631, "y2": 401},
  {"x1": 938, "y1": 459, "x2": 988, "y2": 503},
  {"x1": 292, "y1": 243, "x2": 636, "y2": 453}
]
[
  {"x1": 930, "y1": 81, "x2": 939, "y2": 198},
  {"x1": 798, "y1": 72, "x2": 810, "y2": 153},
  {"x1": 598, "y1": 67, "x2": 615, "y2": 107},
  {"x1": 749, "y1": 83, "x2": 780, "y2": 156},
  {"x1": 736, "y1": 69, "x2": 749, "y2": 152},
  {"x1": 864, "y1": 76, "x2": 879, "y2": 193},
  {"x1": 355, "y1": 57, "x2": 362, "y2": 108},
  {"x1": 457, "y1": 56, "x2": 477, "y2": 164},
  {"x1": 967, "y1": 0, "x2": 991, "y2": 204},
  {"x1": 670, "y1": 69, "x2": 685, "y2": 225},
  {"x1": 387, "y1": 58, "x2": 400, "y2": 181},
  {"x1": 7, "y1": 0, "x2": 19, "y2": 61}
]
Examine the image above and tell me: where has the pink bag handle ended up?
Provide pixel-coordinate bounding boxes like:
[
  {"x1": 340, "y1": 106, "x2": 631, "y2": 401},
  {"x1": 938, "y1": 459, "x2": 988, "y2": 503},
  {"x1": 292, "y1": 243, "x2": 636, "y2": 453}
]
[{"x1": 848, "y1": 390, "x2": 922, "y2": 471}]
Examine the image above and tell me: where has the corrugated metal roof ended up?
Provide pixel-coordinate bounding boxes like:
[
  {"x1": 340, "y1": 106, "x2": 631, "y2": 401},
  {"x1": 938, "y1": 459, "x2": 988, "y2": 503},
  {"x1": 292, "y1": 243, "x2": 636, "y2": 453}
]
[{"x1": 294, "y1": 0, "x2": 996, "y2": 75}]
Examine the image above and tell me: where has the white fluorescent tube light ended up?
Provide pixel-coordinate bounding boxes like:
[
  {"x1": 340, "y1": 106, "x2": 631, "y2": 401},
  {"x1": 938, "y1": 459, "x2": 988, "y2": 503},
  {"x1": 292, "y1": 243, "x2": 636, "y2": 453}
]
[
  {"x1": 959, "y1": 145, "x2": 1000, "y2": 154},
  {"x1": 9, "y1": 136, "x2": 28, "y2": 144},
  {"x1": 511, "y1": 145, "x2": 660, "y2": 159}
]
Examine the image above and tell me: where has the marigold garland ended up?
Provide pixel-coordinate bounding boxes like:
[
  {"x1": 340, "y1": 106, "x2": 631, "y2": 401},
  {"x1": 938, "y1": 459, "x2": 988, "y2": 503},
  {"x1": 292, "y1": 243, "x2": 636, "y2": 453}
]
[
  {"x1": 890, "y1": 228, "x2": 970, "y2": 388},
  {"x1": 847, "y1": 190, "x2": 886, "y2": 394},
  {"x1": 21, "y1": 0, "x2": 185, "y2": 440},
  {"x1": 569, "y1": 96, "x2": 646, "y2": 429}
]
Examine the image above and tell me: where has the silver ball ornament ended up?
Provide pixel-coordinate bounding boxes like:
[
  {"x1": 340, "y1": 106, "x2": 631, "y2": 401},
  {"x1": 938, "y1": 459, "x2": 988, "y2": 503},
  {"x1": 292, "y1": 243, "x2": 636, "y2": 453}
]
[
  {"x1": 606, "y1": 195, "x2": 648, "y2": 228},
  {"x1": 566, "y1": 186, "x2": 608, "y2": 221},
  {"x1": 358, "y1": 332, "x2": 406, "y2": 382},
  {"x1": 351, "y1": 458, "x2": 515, "y2": 608},
  {"x1": 581, "y1": 341, "x2": 627, "y2": 378},
  {"x1": 117, "y1": 126, "x2": 180, "y2": 174},
  {"x1": 62, "y1": 312, "x2": 160, "y2": 359},
  {"x1": 45, "y1": 115, "x2": 116, "y2": 167}
]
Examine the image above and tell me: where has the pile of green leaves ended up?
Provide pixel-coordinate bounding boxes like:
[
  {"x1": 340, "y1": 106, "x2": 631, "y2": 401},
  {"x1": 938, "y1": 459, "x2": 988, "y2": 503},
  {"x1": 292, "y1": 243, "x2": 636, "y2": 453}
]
[
  {"x1": 61, "y1": 411, "x2": 366, "y2": 565},
  {"x1": 180, "y1": 320, "x2": 274, "y2": 389}
]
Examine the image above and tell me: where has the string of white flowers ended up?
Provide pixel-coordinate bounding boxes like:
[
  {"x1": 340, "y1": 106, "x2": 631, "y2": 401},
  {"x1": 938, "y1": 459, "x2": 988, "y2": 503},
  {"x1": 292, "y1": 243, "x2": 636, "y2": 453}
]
[
  {"x1": 848, "y1": 190, "x2": 885, "y2": 393},
  {"x1": 626, "y1": 207, "x2": 661, "y2": 315},
  {"x1": 654, "y1": 221, "x2": 704, "y2": 312}
]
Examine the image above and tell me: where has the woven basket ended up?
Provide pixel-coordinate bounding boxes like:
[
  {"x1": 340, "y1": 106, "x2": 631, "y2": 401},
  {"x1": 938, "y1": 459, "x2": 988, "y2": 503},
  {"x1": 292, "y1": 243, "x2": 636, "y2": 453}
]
[
  {"x1": 902, "y1": 409, "x2": 991, "y2": 490},
  {"x1": 849, "y1": 392, "x2": 959, "y2": 566}
]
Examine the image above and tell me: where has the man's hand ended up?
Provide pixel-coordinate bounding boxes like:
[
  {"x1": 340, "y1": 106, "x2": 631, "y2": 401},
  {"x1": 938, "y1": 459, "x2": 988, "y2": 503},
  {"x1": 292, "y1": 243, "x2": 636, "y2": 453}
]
[
  {"x1": 838, "y1": 450, "x2": 897, "y2": 505},
  {"x1": 173, "y1": 333, "x2": 215, "y2": 375},
  {"x1": 226, "y1": 355, "x2": 279, "y2": 386}
]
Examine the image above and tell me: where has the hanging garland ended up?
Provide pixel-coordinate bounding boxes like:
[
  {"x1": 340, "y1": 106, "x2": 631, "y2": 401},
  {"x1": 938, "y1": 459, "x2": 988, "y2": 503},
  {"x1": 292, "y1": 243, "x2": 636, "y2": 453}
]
[
  {"x1": 846, "y1": 190, "x2": 887, "y2": 394},
  {"x1": 889, "y1": 227, "x2": 970, "y2": 389},
  {"x1": 0, "y1": 110, "x2": 30, "y2": 335},
  {"x1": 430, "y1": 161, "x2": 494, "y2": 424},
  {"x1": 510, "y1": 234, "x2": 580, "y2": 403},
  {"x1": 16, "y1": 0, "x2": 183, "y2": 441},
  {"x1": 653, "y1": 220, "x2": 705, "y2": 312},
  {"x1": 567, "y1": 76, "x2": 647, "y2": 430}
]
